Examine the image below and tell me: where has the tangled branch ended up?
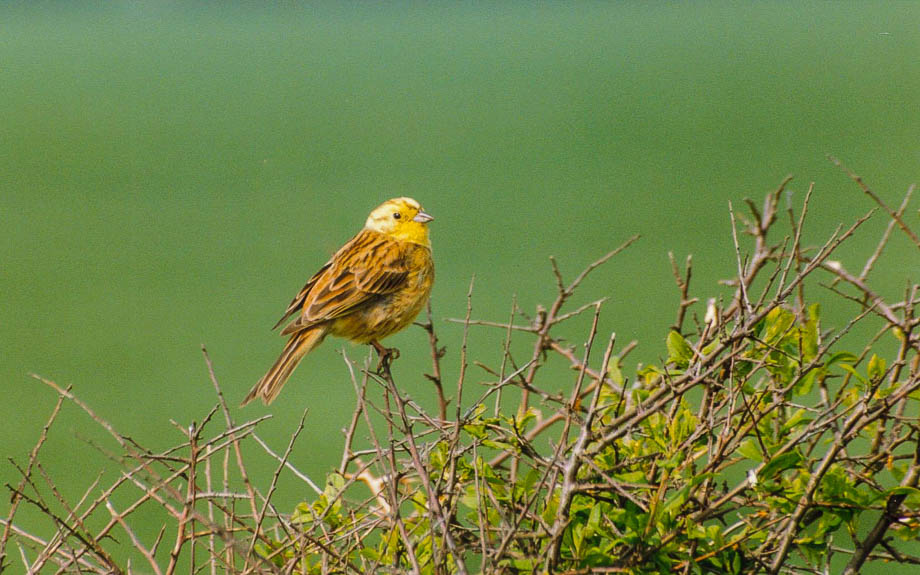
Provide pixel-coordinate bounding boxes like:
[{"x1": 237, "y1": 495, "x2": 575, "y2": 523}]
[{"x1": 4, "y1": 170, "x2": 919, "y2": 574}]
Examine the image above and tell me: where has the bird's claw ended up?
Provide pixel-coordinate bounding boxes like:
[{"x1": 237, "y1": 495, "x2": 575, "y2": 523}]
[{"x1": 371, "y1": 342, "x2": 400, "y2": 372}]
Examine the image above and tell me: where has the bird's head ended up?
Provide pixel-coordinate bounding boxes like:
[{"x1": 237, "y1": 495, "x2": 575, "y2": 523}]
[{"x1": 365, "y1": 197, "x2": 433, "y2": 247}]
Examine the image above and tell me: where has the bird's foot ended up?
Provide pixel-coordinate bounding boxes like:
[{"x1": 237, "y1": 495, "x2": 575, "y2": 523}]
[{"x1": 371, "y1": 341, "x2": 400, "y2": 372}]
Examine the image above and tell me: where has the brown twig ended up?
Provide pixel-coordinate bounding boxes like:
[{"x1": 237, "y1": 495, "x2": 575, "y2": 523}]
[
  {"x1": 829, "y1": 155, "x2": 920, "y2": 249},
  {"x1": 0, "y1": 388, "x2": 67, "y2": 572}
]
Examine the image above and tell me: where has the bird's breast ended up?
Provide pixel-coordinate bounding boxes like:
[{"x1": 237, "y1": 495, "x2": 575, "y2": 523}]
[{"x1": 330, "y1": 246, "x2": 433, "y2": 344}]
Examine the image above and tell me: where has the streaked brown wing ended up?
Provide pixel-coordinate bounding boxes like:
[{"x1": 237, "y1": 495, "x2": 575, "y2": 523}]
[
  {"x1": 271, "y1": 261, "x2": 331, "y2": 330},
  {"x1": 279, "y1": 229, "x2": 410, "y2": 336},
  {"x1": 354, "y1": 265, "x2": 409, "y2": 293}
]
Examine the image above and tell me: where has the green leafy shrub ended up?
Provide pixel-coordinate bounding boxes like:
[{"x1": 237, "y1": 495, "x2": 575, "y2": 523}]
[{"x1": 5, "y1": 173, "x2": 920, "y2": 574}]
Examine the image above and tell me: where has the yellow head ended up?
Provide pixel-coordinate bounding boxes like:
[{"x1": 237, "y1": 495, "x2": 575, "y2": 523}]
[{"x1": 365, "y1": 197, "x2": 433, "y2": 247}]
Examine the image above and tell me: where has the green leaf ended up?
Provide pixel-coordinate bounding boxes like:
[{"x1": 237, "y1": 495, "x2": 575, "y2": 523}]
[
  {"x1": 505, "y1": 558, "x2": 536, "y2": 571},
  {"x1": 668, "y1": 407, "x2": 697, "y2": 447},
  {"x1": 463, "y1": 422, "x2": 488, "y2": 439},
  {"x1": 882, "y1": 486, "x2": 920, "y2": 499},
  {"x1": 761, "y1": 451, "x2": 803, "y2": 479},
  {"x1": 662, "y1": 484, "x2": 690, "y2": 517},
  {"x1": 291, "y1": 502, "x2": 314, "y2": 525},
  {"x1": 763, "y1": 307, "x2": 795, "y2": 345},
  {"x1": 482, "y1": 439, "x2": 515, "y2": 451},
  {"x1": 587, "y1": 502, "x2": 602, "y2": 531},
  {"x1": 796, "y1": 541, "x2": 826, "y2": 565},
  {"x1": 868, "y1": 353, "x2": 887, "y2": 382},
  {"x1": 459, "y1": 485, "x2": 479, "y2": 510},
  {"x1": 359, "y1": 547, "x2": 380, "y2": 561},
  {"x1": 637, "y1": 364, "x2": 664, "y2": 386},
  {"x1": 571, "y1": 522, "x2": 585, "y2": 555},
  {"x1": 793, "y1": 368, "x2": 818, "y2": 396},
  {"x1": 617, "y1": 470, "x2": 647, "y2": 483},
  {"x1": 781, "y1": 409, "x2": 812, "y2": 433},
  {"x1": 608, "y1": 355, "x2": 625, "y2": 386},
  {"x1": 839, "y1": 363, "x2": 867, "y2": 385},
  {"x1": 701, "y1": 339, "x2": 720, "y2": 356},
  {"x1": 667, "y1": 331, "x2": 694, "y2": 368},
  {"x1": 329, "y1": 472, "x2": 345, "y2": 490},
  {"x1": 737, "y1": 439, "x2": 764, "y2": 462},
  {"x1": 826, "y1": 351, "x2": 858, "y2": 366},
  {"x1": 514, "y1": 407, "x2": 540, "y2": 430},
  {"x1": 807, "y1": 302, "x2": 821, "y2": 323}
]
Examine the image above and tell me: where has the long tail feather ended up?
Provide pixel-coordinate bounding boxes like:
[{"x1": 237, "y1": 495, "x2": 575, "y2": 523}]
[{"x1": 242, "y1": 328, "x2": 326, "y2": 406}]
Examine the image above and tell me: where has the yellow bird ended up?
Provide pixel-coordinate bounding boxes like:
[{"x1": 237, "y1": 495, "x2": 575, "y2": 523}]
[{"x1": 242, "y1": 197, "x2": 435, "y2": 406}]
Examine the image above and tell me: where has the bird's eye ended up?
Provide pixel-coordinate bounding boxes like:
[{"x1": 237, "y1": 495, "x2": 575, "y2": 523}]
[{"x1": 393, "y1": 212, "x2": 401, "y2": 220}]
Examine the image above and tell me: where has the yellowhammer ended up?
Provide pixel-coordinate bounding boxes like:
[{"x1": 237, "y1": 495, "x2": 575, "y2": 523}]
[{"x1": 242, "y1": 197, "x2": 435, "y2": 406}]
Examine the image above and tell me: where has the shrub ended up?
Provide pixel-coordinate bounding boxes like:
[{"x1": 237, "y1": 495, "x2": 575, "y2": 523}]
[{"x1": 4, "y1": 168, "x2": 920, "y2": 574}]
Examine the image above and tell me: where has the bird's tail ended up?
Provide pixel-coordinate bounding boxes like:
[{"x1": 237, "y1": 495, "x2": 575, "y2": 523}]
[{"x1": 242, "y1": 327, "x2": 326, "y2": 406}]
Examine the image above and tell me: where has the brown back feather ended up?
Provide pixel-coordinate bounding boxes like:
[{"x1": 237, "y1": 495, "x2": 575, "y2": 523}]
[{"x1": 276, "y1": 229, "x2": 418, "y2": 336}]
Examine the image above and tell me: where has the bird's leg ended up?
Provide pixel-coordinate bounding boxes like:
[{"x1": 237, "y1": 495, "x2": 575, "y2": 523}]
[{"x1": 370, "y1": 340, "x2": 400, "y2": 371}]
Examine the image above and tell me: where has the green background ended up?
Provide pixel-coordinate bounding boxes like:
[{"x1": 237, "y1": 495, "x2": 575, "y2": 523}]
[{"x1": 2, "y1": 2, "x2": 918, "y2": 571}]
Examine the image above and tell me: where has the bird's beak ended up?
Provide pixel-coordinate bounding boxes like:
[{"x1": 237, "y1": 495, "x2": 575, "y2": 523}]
[{"x1": 413, "y1": 210, "x2": 434, "y2": 223}]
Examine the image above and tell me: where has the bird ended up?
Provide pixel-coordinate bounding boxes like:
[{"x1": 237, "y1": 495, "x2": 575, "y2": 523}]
[{"x1": 242, "y1": 197, "x2": 435, "y2": 406}]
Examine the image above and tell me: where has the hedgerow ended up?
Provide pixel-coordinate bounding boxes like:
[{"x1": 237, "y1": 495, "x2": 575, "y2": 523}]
[{"x1": 4, "y1": 166, "x2": 919, "y2": 574}]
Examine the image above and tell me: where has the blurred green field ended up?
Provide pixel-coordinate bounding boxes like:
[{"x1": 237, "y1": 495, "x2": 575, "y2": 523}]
[{"x1": 2, "y1": 2, "x2": 919, "y2": 571}]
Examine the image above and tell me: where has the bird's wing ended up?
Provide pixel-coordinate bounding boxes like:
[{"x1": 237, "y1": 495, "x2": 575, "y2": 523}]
[
  {"x1": 278, "y1": 229, "x2": 410, "y2": 336},
  {"x1": 271, "y1": 261, "x2": 332, "y2": 330}
]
